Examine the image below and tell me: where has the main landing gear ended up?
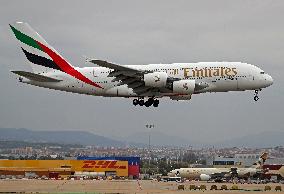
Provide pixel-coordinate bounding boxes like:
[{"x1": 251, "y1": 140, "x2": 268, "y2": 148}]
[
  {"x1": 133, "y1": 97, "x2": 159, "y2": 107},
  {"x1": 254, "y1": 89, "x2": 261, "y2": 101}
]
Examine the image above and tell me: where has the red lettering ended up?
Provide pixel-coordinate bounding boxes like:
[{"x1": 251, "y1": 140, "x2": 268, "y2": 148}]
[
  {"x1": 82, "y1": 161, "x2": 96, "y2": 168},
  {"x1": 108, "y1": 161, "x2": 119, "y2": 169},
  {"x1": 102, "y1": 161, "x2": 111, "y2": 168},
  {"x1": 82, "y1": 160, "x2": 126, "y2": 169}
]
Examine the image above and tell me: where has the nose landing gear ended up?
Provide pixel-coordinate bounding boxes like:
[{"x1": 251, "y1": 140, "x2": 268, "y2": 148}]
[{"x1": 254, "y1": 89, "x2": 261, "y2": 101}]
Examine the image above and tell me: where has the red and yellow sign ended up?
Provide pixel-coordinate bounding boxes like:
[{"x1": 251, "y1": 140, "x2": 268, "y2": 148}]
[
  {"x1": 81, "y1": 160, "x2": 126, "y2": 169},
  {"x1": 0, "y1": 160, "x2": 128, "y2": 177}
]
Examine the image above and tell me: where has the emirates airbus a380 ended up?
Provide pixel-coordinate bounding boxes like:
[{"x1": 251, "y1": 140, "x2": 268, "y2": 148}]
[{"x1": 10, "y1": 22, "x2": 273, "y2": 107}]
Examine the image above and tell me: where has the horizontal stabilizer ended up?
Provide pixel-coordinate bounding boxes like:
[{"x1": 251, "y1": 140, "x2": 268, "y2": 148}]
[{"x1": 11, "y1": 71, "x2": 61, "y2": 82}]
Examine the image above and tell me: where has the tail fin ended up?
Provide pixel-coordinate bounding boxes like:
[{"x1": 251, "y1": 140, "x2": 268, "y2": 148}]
[
  {"x1": 251, "y1": 152, "x2": 268, "y2": 168},
  {"x1": 10, "y1": 22, "x2": 70, "y2": 74},
  {"x1": 10, "y1": 22, "x2": 103, "y2": 89}
]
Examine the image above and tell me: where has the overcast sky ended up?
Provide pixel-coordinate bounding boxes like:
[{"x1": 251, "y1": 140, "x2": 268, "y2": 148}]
[{"x1": 0, "y1": 0, "x2": 283, "y2": 144}]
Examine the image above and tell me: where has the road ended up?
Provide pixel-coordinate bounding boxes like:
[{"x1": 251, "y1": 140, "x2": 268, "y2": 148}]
[{"x1": 0, "y1": 179, "x2": 283, "y2": 194}]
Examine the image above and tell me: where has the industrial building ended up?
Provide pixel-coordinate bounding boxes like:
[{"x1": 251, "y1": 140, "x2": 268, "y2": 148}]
[
  {"x1": 209, "y1": 154, "x2": 284, "y2": 168},
  {"x1": 77, "y1": 156, "x2": 140, "y2": 179},
  {"x1": 0, "y1": 159, "x2": 129, "y2": 179},
  {"x1": 207, "y1": 154, "x2": 284, "y2": 179}
]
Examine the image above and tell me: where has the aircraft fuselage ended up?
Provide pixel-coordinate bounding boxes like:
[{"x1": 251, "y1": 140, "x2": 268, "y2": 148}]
[{"x1": 22, "y1": 62, "x2": 273, "y2": 98}]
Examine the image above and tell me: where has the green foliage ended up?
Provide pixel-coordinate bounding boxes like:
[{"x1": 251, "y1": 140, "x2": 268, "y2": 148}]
[{"x1": 141, "y1": 152, "x2": 201, "y2": 176}]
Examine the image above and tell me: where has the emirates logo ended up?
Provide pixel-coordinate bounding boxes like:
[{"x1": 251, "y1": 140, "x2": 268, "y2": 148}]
[
  {"x1": 154, "y1": 75, "x2": 160, "y2": 82},
  {"x1": 183, "y1": 83, "x2": 189, "y2": 90}
]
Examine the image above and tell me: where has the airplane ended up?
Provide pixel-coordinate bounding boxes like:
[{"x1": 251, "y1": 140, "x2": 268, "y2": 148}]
[
  {"x1": 263, "y1": 164, "x2": 284, "y2": 180},
  {"x1": 9, "y1": 22, "x2": 273, "y2": 107},
  {"x1": 167, "y1": 152, "x2": 268, "y2": 181}
]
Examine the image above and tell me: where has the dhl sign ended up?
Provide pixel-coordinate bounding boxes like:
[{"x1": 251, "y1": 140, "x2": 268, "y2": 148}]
[
  {"x1": 72, "y1": 160, "x2": 128, "y2": 176},
  {"x1": 81, "y1": 160, "x2": 126, "y2": 169},
  {"x1": 0, "y1": 160, "x2": 129, "y2": 177}
]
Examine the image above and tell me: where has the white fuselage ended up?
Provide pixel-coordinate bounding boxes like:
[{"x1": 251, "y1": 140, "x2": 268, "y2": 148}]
[
  {"x1": 168, "y1": 167, "x2": 261, "y2": 180},
  {"x1": 21, "y1": 62, "x2": 273, "y2": 98}
]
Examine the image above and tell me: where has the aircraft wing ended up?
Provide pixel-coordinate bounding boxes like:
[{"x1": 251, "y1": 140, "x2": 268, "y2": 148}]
[
  {"x1": 87, "y1": 59, "x2": 140, "y2": 73},
  {"x1": 88, "y1": 59, "x2": 210, "y2": 95},
  {"x1": 88, "y1": 59, "x2": 161, "y2": 95}
]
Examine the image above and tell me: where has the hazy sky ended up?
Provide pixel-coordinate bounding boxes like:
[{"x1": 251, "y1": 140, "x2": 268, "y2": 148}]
[{"x1": 0, "y1": 0, "x2": 283, "y2": 144}]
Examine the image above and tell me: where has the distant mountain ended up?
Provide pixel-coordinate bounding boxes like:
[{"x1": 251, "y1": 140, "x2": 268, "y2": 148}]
[
  {"x1": 0, "y1": 128, "x2": 283, "y2": 148},
  {"x1": 0, "y1": 128, "x2": 125, "y2": 147},
  {"x1": 123, "y1": 131, "x2": 200, "y2": 147},
  {"x1": 215, "y1": 131, "x2": 284, "y2": 148},
  {"x1": 123, "y1": 130, "x2": 284, "y2": 148}
]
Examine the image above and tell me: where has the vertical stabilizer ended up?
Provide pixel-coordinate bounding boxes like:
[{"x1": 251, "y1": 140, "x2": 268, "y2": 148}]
[
  {"x1": 251, "y1": 152, "x2": 268, "y2": 168},
  {"x1": 10, "y1": 22, "x2": 69, "y2": 73}
]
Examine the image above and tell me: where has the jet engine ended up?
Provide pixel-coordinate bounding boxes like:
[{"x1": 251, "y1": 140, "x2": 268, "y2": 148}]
[
  {"x1": 230, "y1": 167, "x2": 238, "y2": 177},
  {"x1": 200, "y1": 174, "x2": 211, "y2": 181},
  {"x1": 170, "y1": 95, "x2": 192, "y2": 101},
  {"x1": 173, "y1": 80, "x2": 195, "y2": 95},
  {"x1": 144, "y1": 72, "x2": 168, "y2": 88}
]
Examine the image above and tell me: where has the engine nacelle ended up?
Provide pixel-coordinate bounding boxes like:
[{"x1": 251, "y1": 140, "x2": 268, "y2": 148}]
[
  {"x1": 144, "y1": 72, "x2": 168, "y2": 88},
  {"x1": 170, "y1": 95, "x2": 192, "y2": 101},
  {"x1": 200, "y1": 174, "x2": 211, "y2": 181},
  {"x1": 173, "y1": 80, "x2": 195, "y2": 95}
]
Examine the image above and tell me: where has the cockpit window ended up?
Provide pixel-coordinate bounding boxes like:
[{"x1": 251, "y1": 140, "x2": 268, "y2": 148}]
[{"x1": 260, "y1": 72, "x2": 265, "y2": 74}]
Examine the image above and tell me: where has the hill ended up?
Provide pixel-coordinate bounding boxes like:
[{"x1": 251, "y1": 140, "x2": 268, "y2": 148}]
[
  {"x1": 1, "y1": 128, "x2": 283, "y2": 148},
  {"x1": 215, "y1": 130, "x2": 284, "y2": 148},
  {"x1": 0, "y1": 128, "x2": 125, "y2": 147},
  {"x1": 123, "y1": 131, "x2": 200, "y2": 147}
]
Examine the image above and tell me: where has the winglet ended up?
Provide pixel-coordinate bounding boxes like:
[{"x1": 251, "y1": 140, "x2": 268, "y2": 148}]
[{"x1": 83, "y1": 55, "x2": 92, "y2": 63}]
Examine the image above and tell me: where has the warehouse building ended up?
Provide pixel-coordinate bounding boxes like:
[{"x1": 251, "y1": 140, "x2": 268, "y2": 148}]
[
  {"x1": 0, "y1": 159, "x2": 128, "y2": 179},
  {"x1": 77, "y1": 156, "x2": 140, "y2": 179},
  {"x1": 209, "y1": 154, "x2": 284, "y2": 168}
]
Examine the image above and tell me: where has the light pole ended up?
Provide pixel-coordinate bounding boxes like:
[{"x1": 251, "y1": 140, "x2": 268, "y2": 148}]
[{"x1": 145, "y1": 124, "x2": 154, "y2": 176}]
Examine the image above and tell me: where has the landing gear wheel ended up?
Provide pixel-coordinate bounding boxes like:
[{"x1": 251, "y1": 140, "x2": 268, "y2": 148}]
[
  {"x1": 148, "y1": 98, "x2": 154, "y2": 105},
  {"x1": 133, "y1": 99, "x2": 138, "y2": 106},
  {"x1": 138, "y1": 99, "x2": 144, "y2": 106},
  {"x1": 144, "y1": 98, "x2": 154, "y2": 107},
  {"x1": 153, "y1": 99, "x2": 159, "y2": 107},
  {"x1": 254, "y1": 89, "x2": 260, "y2": 102},
  {"x1": 144, "y1": 101, "x2": 151, "y2": 107}
]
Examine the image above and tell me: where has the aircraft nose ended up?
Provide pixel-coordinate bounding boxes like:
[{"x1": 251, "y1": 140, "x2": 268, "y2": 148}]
[{"x1": 266, "y1": 75, "x2": 273, "y2": 86}]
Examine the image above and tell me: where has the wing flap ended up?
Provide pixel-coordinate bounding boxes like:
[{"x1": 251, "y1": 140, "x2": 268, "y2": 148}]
[
  {"x1": 87, "y1": 58, "x2": 166, "y2": 96},
  {"x1": 11, "y1": 71, "x2": 61, "y2": 82}
]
